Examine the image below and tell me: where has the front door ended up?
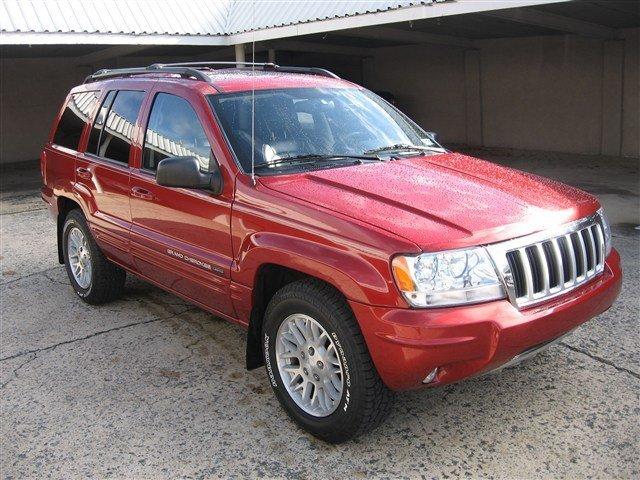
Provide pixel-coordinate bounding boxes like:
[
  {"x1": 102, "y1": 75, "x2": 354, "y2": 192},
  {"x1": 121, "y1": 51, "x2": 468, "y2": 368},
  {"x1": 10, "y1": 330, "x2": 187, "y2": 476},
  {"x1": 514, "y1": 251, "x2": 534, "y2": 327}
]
[{"x1": 129, "y1": 89, "x2": 235, "y2": 316}]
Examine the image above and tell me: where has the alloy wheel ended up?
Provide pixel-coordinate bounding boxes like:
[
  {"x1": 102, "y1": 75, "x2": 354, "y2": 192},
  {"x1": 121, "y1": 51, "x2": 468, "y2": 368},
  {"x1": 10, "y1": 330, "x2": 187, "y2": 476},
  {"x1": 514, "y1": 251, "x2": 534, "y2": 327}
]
[{"x1": 275, "y1": 313, "x2": 344, "y2": 417}]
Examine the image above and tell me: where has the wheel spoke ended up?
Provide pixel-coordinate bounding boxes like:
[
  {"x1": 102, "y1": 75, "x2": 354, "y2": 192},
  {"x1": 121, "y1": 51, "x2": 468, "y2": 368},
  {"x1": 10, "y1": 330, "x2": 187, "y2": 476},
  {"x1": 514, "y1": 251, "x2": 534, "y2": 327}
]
[
  {"x1": 279, "y1": 351, "x2": 299, "y2": 361},
  {"x1": 282, "y1": 364, "x2": 299, "y2": 373},
  {"x1": 288, "y1": 322, "x2": 306, "y2": 346},
  {"x1": 281, "y1": 331, "x2": 298, "y2": 347},
  {"x1": 289, "y1": 373, "x2": 302, "y2": 388},
  {"x1": 324, "y1": 379, "x2": 340, "y2": 401},
  {"x1": 310, "y1": 386, "x2": 319, "y2": 408},
  {"x1": 329, "y1": 372, "x2": 342, "y2": 390},
  {"x1": 323, "y1": 388, "x2": 333, "y2": 410},
  {"x1": 310, "y1": 321, "x2": 321, "y2": 342},
  {"x1": 301, "y1": 380, "x2": 312, "y2": 402}
]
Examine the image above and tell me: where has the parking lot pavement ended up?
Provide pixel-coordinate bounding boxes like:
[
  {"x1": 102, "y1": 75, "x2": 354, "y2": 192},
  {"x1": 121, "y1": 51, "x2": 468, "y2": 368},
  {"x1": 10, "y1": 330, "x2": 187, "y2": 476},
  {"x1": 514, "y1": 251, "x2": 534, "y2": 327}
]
[{"x1": 1, "y1": 156, "x2": 638, "y2": 479}]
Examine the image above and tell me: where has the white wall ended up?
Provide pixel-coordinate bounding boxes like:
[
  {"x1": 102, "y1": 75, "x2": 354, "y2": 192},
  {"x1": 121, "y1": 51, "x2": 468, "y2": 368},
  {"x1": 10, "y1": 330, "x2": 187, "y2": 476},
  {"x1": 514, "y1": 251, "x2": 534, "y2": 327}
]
[
  {"x1": 0, "y1": 57, "x2": 90, "y2": 164},
  {"x1": 367, "y1": 28, "x2": 639, "y2": 158},
  {"x1": 1, "y1": 28, "x2": 638, "y2": 164}
]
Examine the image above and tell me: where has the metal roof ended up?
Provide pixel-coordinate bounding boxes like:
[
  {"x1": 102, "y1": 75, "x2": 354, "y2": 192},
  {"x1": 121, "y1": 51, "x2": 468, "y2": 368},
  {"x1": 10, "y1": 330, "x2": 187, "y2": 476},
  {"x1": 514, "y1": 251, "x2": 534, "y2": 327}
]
[
  {"x1": 0, "y1": 0, "x2": 444, "y2": 37},
  {"x1": 1, "y1": 0, "x2": 230, "y2": 36},
  {"x1": 225, "y1": 1, "x2": 440, "y2": 35}
]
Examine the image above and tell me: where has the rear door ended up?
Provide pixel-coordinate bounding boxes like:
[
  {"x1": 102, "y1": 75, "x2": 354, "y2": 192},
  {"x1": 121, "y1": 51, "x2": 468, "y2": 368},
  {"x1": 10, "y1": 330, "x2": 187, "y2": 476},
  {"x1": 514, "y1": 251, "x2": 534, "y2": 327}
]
[
  {"x1": 45, "y1": 90, "x2": 101, "y2": 213},
  {"x1": 129, "y1": 85, "x2": 235, "y2": 316},
  {"x1": 75, "y1": 87, "x2": 146, "y2": 268}
]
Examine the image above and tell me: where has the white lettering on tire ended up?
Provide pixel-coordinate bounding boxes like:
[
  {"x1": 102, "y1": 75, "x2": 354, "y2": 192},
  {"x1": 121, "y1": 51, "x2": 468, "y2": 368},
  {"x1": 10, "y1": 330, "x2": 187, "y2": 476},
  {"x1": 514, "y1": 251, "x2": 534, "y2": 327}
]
[
  {"x1": 331, "y1": 332, "x2": 351, "y2": 411},
  {"x1": 264, "y1": 333, "x2": 277, "y2": 387}
]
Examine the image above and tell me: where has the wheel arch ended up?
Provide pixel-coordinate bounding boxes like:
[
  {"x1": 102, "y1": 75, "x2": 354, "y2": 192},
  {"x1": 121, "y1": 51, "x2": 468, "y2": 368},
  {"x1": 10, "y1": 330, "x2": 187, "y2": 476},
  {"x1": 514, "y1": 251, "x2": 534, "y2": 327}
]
[
  {"x1": 56, "y1": 196, "x2": 83, "y2": 264},
  {"x1": 245, "y1": 263, "x2": 352, "y2": 371}
]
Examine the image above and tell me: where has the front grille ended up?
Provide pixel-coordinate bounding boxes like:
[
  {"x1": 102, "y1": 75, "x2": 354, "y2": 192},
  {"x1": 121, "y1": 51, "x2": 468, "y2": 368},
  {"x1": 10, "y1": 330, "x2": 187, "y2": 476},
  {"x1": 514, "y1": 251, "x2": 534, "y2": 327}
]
[{"x1": 487, "y1": 214, "x2": 607, "y2": 308}]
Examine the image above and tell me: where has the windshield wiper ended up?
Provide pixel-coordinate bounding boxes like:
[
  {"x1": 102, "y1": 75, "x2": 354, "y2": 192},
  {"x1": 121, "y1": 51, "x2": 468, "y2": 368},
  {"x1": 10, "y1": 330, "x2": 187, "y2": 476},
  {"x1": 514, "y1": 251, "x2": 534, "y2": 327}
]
[
  {"x1": 364, "y1": 143, "x2": 439, "y2": 155},
  {"x1": 254, "y1": 153, "x2": 381, "y2": 170}
]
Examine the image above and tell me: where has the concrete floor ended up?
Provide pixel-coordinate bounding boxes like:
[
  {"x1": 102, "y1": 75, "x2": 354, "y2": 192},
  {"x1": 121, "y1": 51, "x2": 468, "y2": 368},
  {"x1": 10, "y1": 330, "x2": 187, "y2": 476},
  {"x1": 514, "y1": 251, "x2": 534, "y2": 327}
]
[{"x1": 1, "y1": 151, "x2": 638, "y2": 479}]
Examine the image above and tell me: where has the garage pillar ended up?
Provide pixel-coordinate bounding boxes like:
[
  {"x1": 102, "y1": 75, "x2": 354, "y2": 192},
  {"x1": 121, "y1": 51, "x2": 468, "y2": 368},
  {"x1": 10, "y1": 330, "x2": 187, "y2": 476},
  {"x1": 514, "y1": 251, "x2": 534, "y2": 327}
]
[
  {"x1": 268, "y1": 48, "x2": 276, "y2": 64},
  {"x1": 235, "y1": 43, "x2": 245, "y2": 65},
  {"x1": 601, "y1": 40, "x2": 624, "y2": 156},
  {"x1": 464, "y1": 50, "x2": 483, "y2": 146}
]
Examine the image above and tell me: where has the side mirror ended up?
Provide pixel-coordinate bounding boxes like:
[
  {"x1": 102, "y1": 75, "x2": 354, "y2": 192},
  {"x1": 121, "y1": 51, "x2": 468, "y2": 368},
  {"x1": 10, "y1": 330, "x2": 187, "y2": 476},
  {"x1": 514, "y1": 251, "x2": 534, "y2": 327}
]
[{"x1": 156, "y1": 156, "x2": 223, "y2": 194}]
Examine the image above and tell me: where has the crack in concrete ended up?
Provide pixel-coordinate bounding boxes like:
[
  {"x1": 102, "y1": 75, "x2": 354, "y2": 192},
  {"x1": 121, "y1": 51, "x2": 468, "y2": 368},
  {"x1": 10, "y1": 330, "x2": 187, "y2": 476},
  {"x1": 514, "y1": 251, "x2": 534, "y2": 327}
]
[
  {"x1": 0, "y1": 204, "x2": 47, "y2": 216},
  {"x1": 0, "y1": 307, "x2": 198, "y2": 365},
  {"x1": 0, "y1": 352, "x2": 38, "y2": 389},
  {"x1": 1, "y1": 266, "x2": 62, "y2": 287},
  {"x1": 560, "y1": 342, "x2": 640, "y2": 380}
]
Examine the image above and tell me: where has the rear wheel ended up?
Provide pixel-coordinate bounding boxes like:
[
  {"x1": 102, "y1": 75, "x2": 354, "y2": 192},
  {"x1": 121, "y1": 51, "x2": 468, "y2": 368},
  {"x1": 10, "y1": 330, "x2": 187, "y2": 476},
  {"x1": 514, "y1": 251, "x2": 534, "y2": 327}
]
[
  {"x1": 263, "y1": 279, "x2": 394, "y2": 443},
  {"x1": 62, "y1": 210, "x2": 126, "y2": 304}
]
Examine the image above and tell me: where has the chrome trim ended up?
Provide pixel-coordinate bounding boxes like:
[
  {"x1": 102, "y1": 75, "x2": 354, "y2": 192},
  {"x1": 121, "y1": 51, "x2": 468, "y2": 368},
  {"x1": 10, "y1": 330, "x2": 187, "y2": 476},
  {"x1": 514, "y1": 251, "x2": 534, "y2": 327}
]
[
  {"x1": 482, "y1": 329, "x2": 575, "y2": 377},
  {"x1": 486, "y1": 212, "x2": 607, "y2": 309}
]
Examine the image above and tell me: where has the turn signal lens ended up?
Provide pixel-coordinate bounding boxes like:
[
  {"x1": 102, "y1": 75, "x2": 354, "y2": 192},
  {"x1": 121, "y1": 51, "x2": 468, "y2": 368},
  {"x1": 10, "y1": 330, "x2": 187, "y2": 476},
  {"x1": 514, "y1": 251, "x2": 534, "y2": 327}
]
[{"x1": 392, "y1": 256, "x2": 416, "y2": 292}]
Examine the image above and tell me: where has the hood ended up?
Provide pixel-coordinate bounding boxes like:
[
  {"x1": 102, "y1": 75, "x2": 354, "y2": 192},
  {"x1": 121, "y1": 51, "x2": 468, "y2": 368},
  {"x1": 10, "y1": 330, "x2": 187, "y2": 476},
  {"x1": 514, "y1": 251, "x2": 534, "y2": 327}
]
[{"x1": 258, "y1": 152, "x2": 600, "y2": 251}]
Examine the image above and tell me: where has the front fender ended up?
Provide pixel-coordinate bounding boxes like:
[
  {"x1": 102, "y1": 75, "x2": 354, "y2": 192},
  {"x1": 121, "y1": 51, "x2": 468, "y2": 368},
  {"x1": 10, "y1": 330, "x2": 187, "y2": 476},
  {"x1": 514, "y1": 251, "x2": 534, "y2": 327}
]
[{"x1": 233, "y1": 231, "x2": 404, "y2": 307}]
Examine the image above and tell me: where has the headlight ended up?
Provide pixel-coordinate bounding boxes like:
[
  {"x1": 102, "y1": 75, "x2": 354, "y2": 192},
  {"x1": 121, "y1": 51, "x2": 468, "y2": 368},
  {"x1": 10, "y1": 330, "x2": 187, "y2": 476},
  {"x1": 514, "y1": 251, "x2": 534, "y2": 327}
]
[
  {"x1": 392, "y1": 247, "x2": 506, "y2": 307},
  {"x1": 597, "y1": 208, "x2": 612, "y2": 257}
]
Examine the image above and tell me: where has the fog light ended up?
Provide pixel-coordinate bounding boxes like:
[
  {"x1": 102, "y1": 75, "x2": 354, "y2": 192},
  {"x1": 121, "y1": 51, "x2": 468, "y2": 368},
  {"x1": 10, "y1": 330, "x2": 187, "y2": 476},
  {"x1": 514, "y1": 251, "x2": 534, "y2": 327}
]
[{"x1": 422, "y1": 368, "x2": 438, "y2": 384}]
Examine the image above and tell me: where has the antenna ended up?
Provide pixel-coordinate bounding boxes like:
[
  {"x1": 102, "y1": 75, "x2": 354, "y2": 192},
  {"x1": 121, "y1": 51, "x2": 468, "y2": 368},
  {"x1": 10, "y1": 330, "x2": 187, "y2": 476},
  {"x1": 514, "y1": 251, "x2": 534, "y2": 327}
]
[{"x1": 250, "y1": 1, "x2": 256, "y2": 186}]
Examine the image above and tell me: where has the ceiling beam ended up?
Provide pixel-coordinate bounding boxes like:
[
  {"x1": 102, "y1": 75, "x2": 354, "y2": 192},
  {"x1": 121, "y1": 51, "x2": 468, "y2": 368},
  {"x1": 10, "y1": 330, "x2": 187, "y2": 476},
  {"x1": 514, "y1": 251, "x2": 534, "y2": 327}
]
[
  {"x1": 485, "y1": 8, "x2": 617, "y2": 39},
  {"x1": 76, "y1": 45, "x2": 155, "y2": 64},
  {"x1": 270, "y1": 40, "x2": 373, "y2": 57},
  {"x1": 337, "y1": 26, "x2": 475, "y2": 49}
]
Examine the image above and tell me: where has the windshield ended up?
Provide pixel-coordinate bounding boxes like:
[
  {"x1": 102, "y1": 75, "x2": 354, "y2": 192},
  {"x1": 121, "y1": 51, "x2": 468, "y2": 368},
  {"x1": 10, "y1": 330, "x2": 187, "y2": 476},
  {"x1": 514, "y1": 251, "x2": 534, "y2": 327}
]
[{"x1": 207, "y1": 87, "x2": 442, "y2": 173}]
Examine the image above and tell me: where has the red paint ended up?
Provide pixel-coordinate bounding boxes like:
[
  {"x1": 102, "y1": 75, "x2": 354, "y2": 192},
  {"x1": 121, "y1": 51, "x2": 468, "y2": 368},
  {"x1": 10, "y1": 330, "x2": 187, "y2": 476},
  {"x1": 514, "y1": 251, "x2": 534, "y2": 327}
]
[{"x1": 41, "y1": 71, "x2": 622, "y2": 391}]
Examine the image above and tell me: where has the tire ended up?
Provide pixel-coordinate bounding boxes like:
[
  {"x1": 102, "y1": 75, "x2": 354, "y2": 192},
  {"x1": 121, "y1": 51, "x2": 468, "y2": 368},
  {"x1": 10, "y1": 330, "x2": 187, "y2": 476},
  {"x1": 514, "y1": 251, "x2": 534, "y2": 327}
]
[
  {"x1": 263, "y1": 278, "x2": 394, "y2": 443},
  {"x1": 62, "y1": 209, "x2": 126, "y2": 305}
]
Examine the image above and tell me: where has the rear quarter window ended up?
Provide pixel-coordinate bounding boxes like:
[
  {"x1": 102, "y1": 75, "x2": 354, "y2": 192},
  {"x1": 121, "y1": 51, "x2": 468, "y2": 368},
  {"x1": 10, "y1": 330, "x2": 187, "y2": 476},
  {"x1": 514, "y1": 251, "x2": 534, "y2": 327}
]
[{"x1": 52, "y1": 91, "x2": 100, "y2": 151}]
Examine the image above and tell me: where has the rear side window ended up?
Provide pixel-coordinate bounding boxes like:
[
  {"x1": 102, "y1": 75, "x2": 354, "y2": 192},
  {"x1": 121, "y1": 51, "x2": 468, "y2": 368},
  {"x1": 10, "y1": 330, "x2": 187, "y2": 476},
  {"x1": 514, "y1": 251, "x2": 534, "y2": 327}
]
[
  {"x1": 89, "y1": 90, "x2": 145, "y2": 164},
  {"x1": 53, "y1": 91, "x2": 100, "y2": 150},
  {"x1": 143, "y1": 93, "x2": 212, "y2": 172},
  {"x1": 86, "y1": 91, "x2": 116, "y2": 154}
]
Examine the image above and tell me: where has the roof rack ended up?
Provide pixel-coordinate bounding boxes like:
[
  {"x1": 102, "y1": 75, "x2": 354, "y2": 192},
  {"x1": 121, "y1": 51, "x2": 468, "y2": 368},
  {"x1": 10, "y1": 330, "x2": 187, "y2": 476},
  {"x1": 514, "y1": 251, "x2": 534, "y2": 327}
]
[
  {"x1": 83, "y1": 65, "x2": 211, "y2": 84},
  {"x1": 83, "y1": 62, "x2": 340, "y2": 84},
  {"x1": 155, "y1": 62, "x2": 341, "y2": 79}
]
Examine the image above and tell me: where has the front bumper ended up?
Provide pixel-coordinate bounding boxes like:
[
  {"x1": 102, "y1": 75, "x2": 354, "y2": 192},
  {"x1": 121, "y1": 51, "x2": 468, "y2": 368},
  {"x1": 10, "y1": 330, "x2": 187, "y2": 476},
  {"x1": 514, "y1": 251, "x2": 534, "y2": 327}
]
[{"x1": 350, "y1": 249, "x2": 622, "y2": 391}]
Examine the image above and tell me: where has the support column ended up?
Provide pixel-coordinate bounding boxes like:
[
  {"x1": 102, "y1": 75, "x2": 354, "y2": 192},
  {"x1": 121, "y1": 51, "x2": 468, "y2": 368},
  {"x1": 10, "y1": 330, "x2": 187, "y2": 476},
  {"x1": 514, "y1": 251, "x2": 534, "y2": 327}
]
[
  {"x1": 464, "y1": 49, "x2": 483, "y2": 146},
  {"x1": 234, "y1": 43, "x2": 245, "y2": 65},
  {"x1": 601, "y1": 40, "x2": 624, "y2": 156},
  {"x1": 268, "y1": 48, "x2": 276, "y2": 64}
]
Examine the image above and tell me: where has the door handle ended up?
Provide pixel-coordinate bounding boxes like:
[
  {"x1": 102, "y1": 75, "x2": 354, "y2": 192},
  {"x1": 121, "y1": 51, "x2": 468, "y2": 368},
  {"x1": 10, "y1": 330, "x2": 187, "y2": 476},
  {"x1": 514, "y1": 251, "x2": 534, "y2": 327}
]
[
  {"x1": 76, "y1": 167, "x2": 92, "y2": 179},
  {"x1": 131, "y1": 186, "x2": 154, "y2": 201}
]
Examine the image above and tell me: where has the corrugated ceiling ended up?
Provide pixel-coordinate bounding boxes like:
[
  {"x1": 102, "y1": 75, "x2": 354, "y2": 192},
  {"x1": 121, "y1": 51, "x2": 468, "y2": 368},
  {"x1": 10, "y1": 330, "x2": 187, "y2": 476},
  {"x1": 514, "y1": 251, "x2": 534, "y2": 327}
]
[
  {"x1": 226, "y1": 1, "x2": 438, "y2": 35},
  {"x1": 1, "y1": 0, "x2": 230, "y2": 36},
  {"x1": 0, "y1": 0, "x2": 444, "y2": 37}
]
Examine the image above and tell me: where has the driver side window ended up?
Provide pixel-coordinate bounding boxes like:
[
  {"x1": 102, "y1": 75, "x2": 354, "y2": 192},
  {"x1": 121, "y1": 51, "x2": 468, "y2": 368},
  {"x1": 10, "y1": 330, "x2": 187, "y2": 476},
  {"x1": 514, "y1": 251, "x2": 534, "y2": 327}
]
[{"x1": 143, "y1": 93, "x2": 212, "y2": 172}]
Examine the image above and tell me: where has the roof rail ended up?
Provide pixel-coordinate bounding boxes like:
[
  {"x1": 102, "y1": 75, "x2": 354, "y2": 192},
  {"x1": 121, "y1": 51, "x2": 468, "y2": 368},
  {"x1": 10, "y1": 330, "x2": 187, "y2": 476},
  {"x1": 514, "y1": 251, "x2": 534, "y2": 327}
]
[
  {"x1": 84, "y1": 65, "x2": 212, "y2": 84},
  {"x1": 83, "y1": 62, "x2": 340, "y2": 84},
  {"x1": 150, "y1": 61, "x2": 341, "y2": 79}
]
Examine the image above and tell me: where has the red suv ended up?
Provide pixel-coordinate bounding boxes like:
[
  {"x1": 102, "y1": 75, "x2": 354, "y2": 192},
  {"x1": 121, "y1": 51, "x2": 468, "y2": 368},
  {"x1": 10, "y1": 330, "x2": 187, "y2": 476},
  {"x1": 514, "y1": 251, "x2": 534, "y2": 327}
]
[{"x1": 41, "y1": 62, "x2": 621, "y2": 443}]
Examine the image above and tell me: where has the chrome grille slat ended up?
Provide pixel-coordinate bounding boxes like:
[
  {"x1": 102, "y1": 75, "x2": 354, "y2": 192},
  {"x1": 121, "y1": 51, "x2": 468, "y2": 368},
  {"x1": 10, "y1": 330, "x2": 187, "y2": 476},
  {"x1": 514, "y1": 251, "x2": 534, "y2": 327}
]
[
  {"x1": 550, "y1": 238, "x2": 564, "y2": 291},
  {"x1": 535, "y1": 243, "x2": 550, "y2": 294},
  {"x1": 594, "y1": 224, "x2": 605, "y2": 266},
  {"x1": 486, "y1": 213, "x2": 607, "y2": 309},
  {"x1": 575, "y1": 231, "x2": 588, "y2": 280},
  {"x1": 564, "y1": 234, "x2": 577, "y2": 285},
  {"x1": 518, "y1": 248, "x2": 535, "y2": 300},
  {"x1": 586, "y1": 227, "x2": 597, "y2": 275}
]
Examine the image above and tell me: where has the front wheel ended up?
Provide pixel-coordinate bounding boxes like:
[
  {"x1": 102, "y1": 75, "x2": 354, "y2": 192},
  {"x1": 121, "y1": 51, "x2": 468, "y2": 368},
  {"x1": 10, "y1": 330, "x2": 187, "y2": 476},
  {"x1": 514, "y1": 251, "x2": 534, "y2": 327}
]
[{"x1": 263, "y1": 279, "x2": 394, "y2": 443}]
